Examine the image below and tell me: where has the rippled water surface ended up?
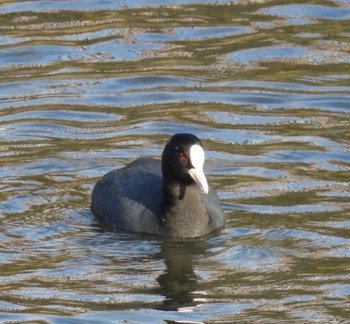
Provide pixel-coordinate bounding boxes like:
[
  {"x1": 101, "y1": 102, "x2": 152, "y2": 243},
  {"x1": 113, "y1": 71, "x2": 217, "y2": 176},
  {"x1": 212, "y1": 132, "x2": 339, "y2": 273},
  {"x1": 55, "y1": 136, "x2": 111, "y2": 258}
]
[{"x1": 1, "y1": 0, "x2": 350, "y2": 323}]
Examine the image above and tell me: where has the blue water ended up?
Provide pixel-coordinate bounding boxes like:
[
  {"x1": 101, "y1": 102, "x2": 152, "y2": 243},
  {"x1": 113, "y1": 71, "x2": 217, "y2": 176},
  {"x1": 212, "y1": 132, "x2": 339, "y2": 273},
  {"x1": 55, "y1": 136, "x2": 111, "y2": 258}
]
[{"x1": 0, "y1": 0, "x2": 350, "y2": 322}]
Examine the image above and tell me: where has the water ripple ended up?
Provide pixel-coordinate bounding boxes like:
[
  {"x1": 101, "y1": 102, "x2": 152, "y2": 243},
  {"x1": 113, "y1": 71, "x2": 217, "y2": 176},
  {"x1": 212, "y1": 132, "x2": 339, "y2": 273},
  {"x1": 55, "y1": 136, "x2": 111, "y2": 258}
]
[{"x1": 1, "y1": 0, "x2": 350, "y2": 323}]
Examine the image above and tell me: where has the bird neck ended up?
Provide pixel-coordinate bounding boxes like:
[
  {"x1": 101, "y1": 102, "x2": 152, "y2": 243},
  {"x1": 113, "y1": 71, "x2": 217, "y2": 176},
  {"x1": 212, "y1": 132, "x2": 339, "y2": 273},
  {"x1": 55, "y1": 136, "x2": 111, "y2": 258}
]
[
  {"x1": 161, "y1": 181, "x2": 210, "y2": 238},
  {"x1": 162, "y1": 181, "x2": 187, "y2": 207}
]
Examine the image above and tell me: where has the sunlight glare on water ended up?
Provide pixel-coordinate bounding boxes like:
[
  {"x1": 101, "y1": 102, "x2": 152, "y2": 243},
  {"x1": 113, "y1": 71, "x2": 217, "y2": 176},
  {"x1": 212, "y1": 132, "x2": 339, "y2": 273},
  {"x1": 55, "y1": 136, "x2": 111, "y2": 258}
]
[{"x1": 0, "y1": 0, "x2": 350, "y2": 323}]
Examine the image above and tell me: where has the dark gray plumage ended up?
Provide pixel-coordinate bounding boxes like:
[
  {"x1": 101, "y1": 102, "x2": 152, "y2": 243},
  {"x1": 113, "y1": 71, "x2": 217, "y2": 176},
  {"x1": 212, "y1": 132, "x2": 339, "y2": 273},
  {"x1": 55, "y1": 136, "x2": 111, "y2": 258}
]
[{"x1": 91, "y1": 134, "x2": 225, "y2": 238}]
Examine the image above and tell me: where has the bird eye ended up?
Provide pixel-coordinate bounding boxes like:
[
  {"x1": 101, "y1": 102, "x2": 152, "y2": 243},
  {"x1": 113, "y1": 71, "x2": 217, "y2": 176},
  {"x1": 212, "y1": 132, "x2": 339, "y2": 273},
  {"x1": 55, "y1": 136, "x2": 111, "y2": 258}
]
[{"x1": 178, "y1": 152, "x2": 186, "y2": 160}]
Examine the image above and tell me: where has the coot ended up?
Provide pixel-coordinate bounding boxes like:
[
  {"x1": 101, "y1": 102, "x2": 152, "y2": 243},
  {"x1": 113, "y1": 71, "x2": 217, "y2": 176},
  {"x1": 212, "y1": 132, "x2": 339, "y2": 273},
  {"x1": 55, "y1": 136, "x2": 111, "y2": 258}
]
[{"x1": 91, "y1": 133, "x2": 225, "y2": 238}]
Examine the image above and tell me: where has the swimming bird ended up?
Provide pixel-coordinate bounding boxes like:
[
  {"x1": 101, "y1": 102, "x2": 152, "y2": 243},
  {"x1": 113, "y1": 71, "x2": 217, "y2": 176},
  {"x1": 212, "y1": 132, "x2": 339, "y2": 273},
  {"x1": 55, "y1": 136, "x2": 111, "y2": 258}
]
[{"x1": 91, "y1": 133, "x2": 225, "y2": 238}]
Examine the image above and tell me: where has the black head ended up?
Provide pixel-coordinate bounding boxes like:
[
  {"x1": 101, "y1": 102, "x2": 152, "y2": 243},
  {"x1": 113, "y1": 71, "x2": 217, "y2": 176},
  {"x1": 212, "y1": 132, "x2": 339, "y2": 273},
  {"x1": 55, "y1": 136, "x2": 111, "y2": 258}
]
[{"x1": 161, "y1": 133, "x2": 208, "y2": 194}]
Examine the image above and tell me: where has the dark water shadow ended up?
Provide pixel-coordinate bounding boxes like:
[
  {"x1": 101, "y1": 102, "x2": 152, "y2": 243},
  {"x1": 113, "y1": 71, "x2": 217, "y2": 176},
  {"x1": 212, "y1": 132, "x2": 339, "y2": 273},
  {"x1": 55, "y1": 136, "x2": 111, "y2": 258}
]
[
  {"x1": 155, "y1": 238, "x2": 210, "y2": 311},
  {"x1": 88, "y1": 213, "x2": 216, "y2": 313}
]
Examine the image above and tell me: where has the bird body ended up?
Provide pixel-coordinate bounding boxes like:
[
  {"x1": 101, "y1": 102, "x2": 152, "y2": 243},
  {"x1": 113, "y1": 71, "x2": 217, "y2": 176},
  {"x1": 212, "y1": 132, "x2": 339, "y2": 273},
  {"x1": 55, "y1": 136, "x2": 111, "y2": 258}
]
[{"x1": 91, "y1": 134, "x2": 225, "y2": 238}]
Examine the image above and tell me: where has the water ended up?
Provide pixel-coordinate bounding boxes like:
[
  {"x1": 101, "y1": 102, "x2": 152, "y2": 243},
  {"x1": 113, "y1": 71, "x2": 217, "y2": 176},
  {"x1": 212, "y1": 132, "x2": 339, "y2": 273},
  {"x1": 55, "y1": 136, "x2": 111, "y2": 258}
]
[{"x1": 1, "y1": 0, "x2": 350, "y2": 322}]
